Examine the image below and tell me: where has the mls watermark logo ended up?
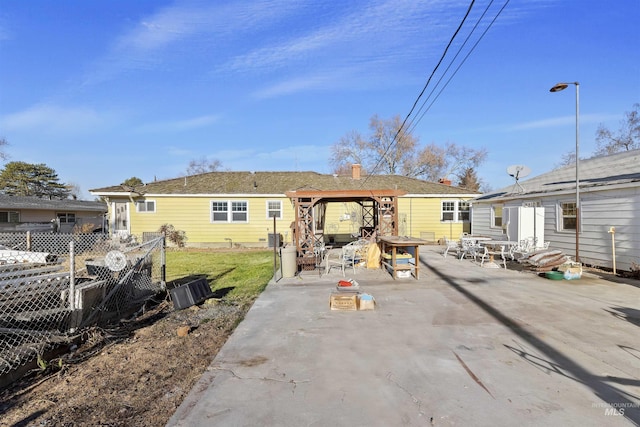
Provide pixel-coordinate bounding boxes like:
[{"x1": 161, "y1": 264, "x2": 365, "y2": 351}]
[{"x1": 592, "y1": 402, "x2": 638, "y2": 416}]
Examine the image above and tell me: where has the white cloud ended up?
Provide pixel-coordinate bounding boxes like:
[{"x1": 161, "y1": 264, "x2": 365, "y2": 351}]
[
  {"x1": 0, "y1": 104, "x2": 109, "y2": 133},
  {"x1": 505, "y1": 113, "x2": 618, "y2": 131},
  {"x1": 137, "y1": 114, "x2": 221, "y2": 133},
  {"x1": 83, "y1": 0, "x2": 308, "y2": 85}
]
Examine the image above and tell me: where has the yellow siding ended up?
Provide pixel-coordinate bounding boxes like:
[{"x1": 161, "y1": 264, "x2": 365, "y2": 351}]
[
  {"x1": 114, "y1": 194, "x2": 474, "y2": 246},
  {"x1": 398, "y1": 197, "x2": 469, "y2": 241},
  {"x1": 128, "y1": 196, "x2": 294, "y2": 244}
]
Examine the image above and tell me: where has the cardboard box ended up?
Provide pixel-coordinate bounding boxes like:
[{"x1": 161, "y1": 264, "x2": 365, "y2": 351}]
[
  {"x1": 330, "y1": 293, "x2": 358, "y2": 311},
  {"x1": 358, "y1": 293, "x2": 376, "y2": 310}
]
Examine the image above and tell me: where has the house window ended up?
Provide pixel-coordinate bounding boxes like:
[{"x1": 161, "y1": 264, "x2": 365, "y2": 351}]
[
  {"x1": 211, "y1": 200, "x2": 249, "y2": 223},
  {"x1": 136, "y1": 200, "x2": 156, "y2": 213},
  {"x1": 57, "y1": 213, "x2": 76, "y2": 223},
  {"x1": 441, "y1": 201, "x2": 455, "y2": 221},
  {"x1": 211, "y1": 201, "x2": 229, "y2": 222},
  {"x1": 458, "y1": 201, "x2": 470, "y2": 221},
  {"x1": 441, "y1": 201, "x2": 470, "y2": 222},
  {"x1": 560, "y1": 202, "x2": 577, "y2": 230},
  {"x1": 0, "y1": 211, "x2": 20, "y2": 223},
  {"x1": 231, "y1": 201, "x2": 248, "y2": 222},
  {"x1": 266, "y1": 200, "x2": 282, "y2": 219},
  {"x1": 492, "y1": 205, "x2": 503, "y2": 228}
]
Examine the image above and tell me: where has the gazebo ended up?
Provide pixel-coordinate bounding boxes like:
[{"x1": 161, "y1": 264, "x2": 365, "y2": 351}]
[{"x1": 285, "y1": 188, "x2": 407, "y2": 266}]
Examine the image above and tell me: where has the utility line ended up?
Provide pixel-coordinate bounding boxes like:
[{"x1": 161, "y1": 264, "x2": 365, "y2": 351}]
[
  {"x1": 407, "y1": 0, "x2": 511, "y2": 136},
  {"x1": 361, "y1": 0, "x2": 511, "y2": 186},
  {"x1": 362, "y1": 0, "x2": 477, "y2": 185},
  {"x1": 405, "y1": 0, "x2": 497, "y2": 135}
]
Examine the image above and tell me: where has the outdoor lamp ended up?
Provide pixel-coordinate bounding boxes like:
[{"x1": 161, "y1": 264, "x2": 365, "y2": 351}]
[{"x1": 549, "y1": 81, "x2": 580, "y2": 262}]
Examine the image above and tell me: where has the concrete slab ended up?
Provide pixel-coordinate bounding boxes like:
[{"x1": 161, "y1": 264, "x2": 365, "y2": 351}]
[{"x1": 167, "y1": 246, "x2": 640, "y2": 426}]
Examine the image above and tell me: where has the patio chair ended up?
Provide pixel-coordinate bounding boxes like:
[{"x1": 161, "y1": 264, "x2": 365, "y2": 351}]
[
  {"x1": 459, "y1": 239, "x2": 482, "y2": 261},
  {"x1": 480, "y1": 245, "x2": 507, "y2": 268},
  {"x1": 442, "y1": 237, "x2": 460, "y2": 258},
  {"x1": 324, "y1": 244, "x2": 359, "y2": 277}
]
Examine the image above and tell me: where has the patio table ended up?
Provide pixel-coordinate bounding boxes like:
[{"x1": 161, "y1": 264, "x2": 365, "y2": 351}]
[{"x1": 378, "y1": 236, "x2": 426, "y2": 279}]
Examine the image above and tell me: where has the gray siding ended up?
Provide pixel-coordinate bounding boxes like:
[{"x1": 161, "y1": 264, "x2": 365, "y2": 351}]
[{"x1": 472, "y1": 186, "x2": 640, "y2": 272}]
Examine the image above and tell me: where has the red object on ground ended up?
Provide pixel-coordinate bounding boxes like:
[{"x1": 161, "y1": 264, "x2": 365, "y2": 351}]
[{"x1": 338, "y1": 280, "x2": 353, "y2": 287}]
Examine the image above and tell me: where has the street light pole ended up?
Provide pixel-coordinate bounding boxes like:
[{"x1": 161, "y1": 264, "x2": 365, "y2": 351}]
[{"x1": 550, "y1": 81, "x2": 580, "y2": 263}]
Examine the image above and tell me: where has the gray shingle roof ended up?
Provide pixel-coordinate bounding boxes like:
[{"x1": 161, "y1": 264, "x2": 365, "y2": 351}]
[
  {"x1": 476, "y1": 149, "x2": 640, "y2": 201},
  {"x1": 90, "y1": 171, "x2": 479, "y2": 196},
  {"x1": 0, "y1": 195, "x2": 107, "y2": 212}
]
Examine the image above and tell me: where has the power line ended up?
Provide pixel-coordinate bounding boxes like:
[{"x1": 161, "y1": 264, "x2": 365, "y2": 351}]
[
  {"x1": 363, "y1": 0, "x2": 477, "y2": 184},
  {"x1": 361, "y1": 0, "x2": 511, "y2": 186},
  {"x1": 407, "y1": 0, "x2": 511, "y2": 136}
]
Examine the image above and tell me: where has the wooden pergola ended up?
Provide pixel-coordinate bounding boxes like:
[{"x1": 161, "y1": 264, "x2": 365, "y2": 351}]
[{"x1": 285, "y1": 189, "x2": 407, "y2": 262}]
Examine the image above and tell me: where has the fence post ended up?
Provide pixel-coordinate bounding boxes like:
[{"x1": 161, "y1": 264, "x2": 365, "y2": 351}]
[
  {"x1": 26, "y1": 230, "x2": 31, "y2": 251},
  {"x1": 161, "y1": 234, "x2": 166, "y2": 288},
  {"x1": 69, "y1": 240, "x2": 78, "y2": 331}
]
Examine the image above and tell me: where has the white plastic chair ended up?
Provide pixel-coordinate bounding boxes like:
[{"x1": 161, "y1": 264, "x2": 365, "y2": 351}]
[{"x1": 324, "y1": 244, "x2": 358, "y2": 276}]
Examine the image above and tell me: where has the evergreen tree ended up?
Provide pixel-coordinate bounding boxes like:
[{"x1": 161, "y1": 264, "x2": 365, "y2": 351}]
[{"x1": 0, "y1": 161, "x2": 71, "y2": 199}]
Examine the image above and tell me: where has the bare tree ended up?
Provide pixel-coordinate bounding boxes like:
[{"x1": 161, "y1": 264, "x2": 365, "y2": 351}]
[
  {"x1": 407, "y1": 142, "x2": 487, "y2": 182},
  {"x1": 330, "y1": 114, "x2": 487, "y2": 182},
  {"x1": 66, "y1": 181, "x2": 82, "y2": 200},
  {"x1": 0, "y1": 137, "x2": 9, "y2": 161},
  {"x1": 367, "y1": 114, "x2": 419, "y2": 175},
  {"x1": 329, "y1": 130, "x2": 370, "y2": 174},
  {"x1": 186, "y1": 157, "x2": 222, "y2": 175},
  {"x1": 594, "y1": 103, "x2": 639, "y2": 156}
]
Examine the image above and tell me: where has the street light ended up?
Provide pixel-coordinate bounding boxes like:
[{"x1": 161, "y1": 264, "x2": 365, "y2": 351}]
[{"x1": 550, "y1": 81, "x2": 580, "y2": 262}]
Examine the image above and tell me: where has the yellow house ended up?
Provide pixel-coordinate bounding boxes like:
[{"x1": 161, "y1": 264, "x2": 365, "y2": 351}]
[{"x1": 90, "y1": 167, "x2": 478, "y2": 247}]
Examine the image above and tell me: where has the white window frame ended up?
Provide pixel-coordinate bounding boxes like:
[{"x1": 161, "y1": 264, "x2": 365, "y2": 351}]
[
  {"x1": 57, "y1": 212, "x2": 76, "y2": 224},
  {"x1": 440, "y1": 200, "x2": 470, "y2": 223},
  {"x1": 0, "y1": 211, "x2": 20, "y2": 223},
  {"x1": 491, "y1": 204, "x2": 503, "y2": 228},
  {"x1": 136, "y1": 200, "x2": 156, "y2": 213},
  {"x1": 458, "y1": 201, "x2": 470, "y2": 222},
  {"x1": 266, "y1": 200, "x2": 282, "y2": 219},
  {"x1": 557, "y1": 201, "x2": 579, "y2": 232},
  {"x1": 211, "y1": 200, "x2": 249, "y2": 223},
  {"x1": 441, "y1": 201, "x2": 455, "y2": 222}
]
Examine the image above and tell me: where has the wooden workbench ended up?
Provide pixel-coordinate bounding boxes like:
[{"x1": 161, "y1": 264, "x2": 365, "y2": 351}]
[{"x1": 378, "y1": 236, "x2": 427, "y2": 279}]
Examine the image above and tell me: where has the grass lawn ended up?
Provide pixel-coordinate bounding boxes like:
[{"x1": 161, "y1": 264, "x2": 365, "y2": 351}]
[{"x1": 165, "y1": 249, "x2": 277, "y2": 304}]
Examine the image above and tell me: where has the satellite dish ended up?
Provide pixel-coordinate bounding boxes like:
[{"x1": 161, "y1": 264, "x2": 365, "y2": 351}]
[
  {"x1": 506, "y1": 165, "x2": 531, "y2": 194},
  {"x1": 506, "y1": 165, "x2": 531, "y2": 181},
  {"x1": 105, "y1": 250, "x2": 128, "y2": 271}
]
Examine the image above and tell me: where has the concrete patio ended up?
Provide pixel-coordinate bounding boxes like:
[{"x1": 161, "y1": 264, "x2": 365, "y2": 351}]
[{"x1": 167, "y1": 245, "x2": 640, "y2": 426}]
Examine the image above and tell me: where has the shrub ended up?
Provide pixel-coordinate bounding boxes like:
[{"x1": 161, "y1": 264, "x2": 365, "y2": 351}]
[{"x1": 158, "y1": 224, "x2": 187, "y2": 247}]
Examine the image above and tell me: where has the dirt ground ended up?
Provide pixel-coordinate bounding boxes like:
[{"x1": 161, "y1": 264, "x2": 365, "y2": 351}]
[{"x1": 0, "y1": 295, "x2": 252, "y2": 427}]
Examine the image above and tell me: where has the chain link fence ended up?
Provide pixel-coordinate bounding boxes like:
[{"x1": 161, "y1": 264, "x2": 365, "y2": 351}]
[{"x1": 0, "y1": 232, "x2": 166, "y2": 377}]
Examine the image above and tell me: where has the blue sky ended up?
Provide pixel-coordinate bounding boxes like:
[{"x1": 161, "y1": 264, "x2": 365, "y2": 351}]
[{"x1": 0, "y1": 0, "x2": 638, "y2": 199}]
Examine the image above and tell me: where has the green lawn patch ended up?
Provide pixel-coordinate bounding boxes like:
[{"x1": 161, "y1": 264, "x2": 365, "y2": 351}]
[{"x1": 165, "y1": 249, "x2": 276, "y2": 304}]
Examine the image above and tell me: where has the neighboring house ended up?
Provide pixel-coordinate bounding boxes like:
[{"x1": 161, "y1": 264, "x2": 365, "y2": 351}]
[
  {"x1": 471, "y1": 150, "x2": 640, "y2": 272},
  {"x1": 0, "y1": 195, "x2": 107, "y2": 233},
  {"x1": 90, "y1": 165, "x2": 479, "y2": 249}
]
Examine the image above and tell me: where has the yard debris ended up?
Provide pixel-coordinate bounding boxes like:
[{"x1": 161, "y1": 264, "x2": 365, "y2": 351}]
[
  {"x1": 518, "y1": 248, "x2": 569, "y2": 272},
  {"x1": 176, "y1": 325, "x2": 191, "y2": 337}
]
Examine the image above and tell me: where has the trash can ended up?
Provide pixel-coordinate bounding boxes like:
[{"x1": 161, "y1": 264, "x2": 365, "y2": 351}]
[{"x1": 281, "y1": 246, "x2": 297, "y2": 278}]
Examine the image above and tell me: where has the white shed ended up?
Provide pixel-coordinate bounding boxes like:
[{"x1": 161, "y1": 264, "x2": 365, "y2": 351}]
[{"x1": 471, "y1": 150, "x2": 640, "y2": 272}]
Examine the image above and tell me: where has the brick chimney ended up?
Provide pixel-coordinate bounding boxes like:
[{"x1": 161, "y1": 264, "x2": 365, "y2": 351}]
[
  {"x1": 351, "y1": 164, "x2": 361, "y2": 180},
  {"x1": 438, "y1": 177, "x2": 452, "y2": 186}
]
